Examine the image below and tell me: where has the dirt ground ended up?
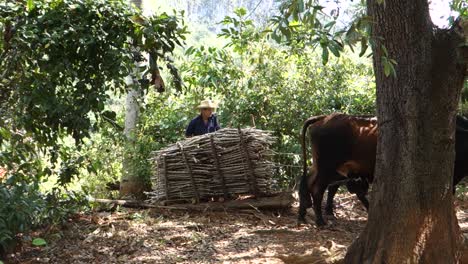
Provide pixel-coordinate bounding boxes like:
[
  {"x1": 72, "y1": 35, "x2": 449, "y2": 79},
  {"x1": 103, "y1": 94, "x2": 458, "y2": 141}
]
[{"x1": 5, "y1": 192, "x2": 468, "y2": 264}]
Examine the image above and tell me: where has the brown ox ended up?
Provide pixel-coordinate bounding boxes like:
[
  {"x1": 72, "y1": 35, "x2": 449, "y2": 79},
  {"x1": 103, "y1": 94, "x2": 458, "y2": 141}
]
[
  {"x1": 298, "y1": 113, "x2": 468, "y2": 227},
  {"x1": 298, "y1": 113, "x2": 377, "y2": 226}
]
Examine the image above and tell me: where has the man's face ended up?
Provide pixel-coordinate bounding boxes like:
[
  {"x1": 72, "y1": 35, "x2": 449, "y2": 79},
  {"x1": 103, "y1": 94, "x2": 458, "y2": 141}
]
[{"x1": 201, "y1": 108, "x2": 213, "y2": 119}]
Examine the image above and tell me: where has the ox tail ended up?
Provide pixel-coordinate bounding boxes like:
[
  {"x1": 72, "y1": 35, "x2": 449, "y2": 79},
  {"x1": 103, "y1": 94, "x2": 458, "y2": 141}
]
[
  {"x1": 298, "y1": 115, "x2": 326, "y2": 209},
  {"x1": 300, "y1": 115, "x2": 326, "y2": 176}
]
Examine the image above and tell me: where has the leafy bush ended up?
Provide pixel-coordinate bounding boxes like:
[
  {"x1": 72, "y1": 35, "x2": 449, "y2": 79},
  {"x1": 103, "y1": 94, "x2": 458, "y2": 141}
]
[
  {"x1": 0, "y1": 0, "x2": 186, "y2": 252},
  {"x1": 0, "y1": 183, "x2": 41, "y2": 252},
  {"x1": 0, "y1": 180, "x2": 90, "y2": 254}
]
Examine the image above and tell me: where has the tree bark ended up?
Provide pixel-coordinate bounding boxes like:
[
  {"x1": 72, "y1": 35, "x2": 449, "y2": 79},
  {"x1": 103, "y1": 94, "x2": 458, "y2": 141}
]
[
  {"x1": 345, "y1": 1, "x2": 467, "y2": 263},
  {"x1": 120, "y1": 0, "x2": 148, "y2": 199}
]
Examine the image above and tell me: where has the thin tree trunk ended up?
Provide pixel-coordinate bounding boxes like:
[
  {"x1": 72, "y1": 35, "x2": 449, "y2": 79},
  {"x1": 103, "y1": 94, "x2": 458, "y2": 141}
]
[
  {"x1": 124, "y1": 88, "x2": 139, "y2": 139},
  {"x1": 345, "y1": 1, "x2": 467, "y2": 263},
  {"x1": 120, "y1": 0, "x2": 148, "y2": 199}
]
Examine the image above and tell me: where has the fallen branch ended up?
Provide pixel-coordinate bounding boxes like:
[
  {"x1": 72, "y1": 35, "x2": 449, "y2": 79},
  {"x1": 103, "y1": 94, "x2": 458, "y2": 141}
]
[
  {"x1": 87, "y1": 197, "x2": 185, "y2": 210},
  {"x1": 88, "y1": 192, "x2": 294, "y2": 211}
]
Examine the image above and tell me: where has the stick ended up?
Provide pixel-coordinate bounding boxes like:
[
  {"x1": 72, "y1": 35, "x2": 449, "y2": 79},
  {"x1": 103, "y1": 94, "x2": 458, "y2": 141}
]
[
  {"x1": 87, "y1": 197, "x2": 186, "y2": 210},
  {"x1": 178, "y1": 142, "x2": 200, "y2": 203},
  {"x1": 210, "y1": 134, "x2": 228, "y2": 199}
]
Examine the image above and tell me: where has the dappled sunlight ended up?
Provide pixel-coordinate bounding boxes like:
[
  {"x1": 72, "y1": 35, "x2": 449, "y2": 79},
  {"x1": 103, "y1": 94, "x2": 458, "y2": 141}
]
[
  {"x1": 412, "y1": 215, "x2": 434, "y2": 261},
  {"x1": 9, "y1": 193, "x2": 366, "y2": 263},
  {"x1": 8, "y1": 193, "x2": 468, "y2": 263}
]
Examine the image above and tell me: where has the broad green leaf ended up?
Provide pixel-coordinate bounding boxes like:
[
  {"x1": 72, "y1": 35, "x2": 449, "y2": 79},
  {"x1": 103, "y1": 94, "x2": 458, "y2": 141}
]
[
  {"x1": 383, "y1": 62, "x2": 392, "y2": 77},
  {"x1": 329, "y1": 42, "x2": 342, "y2": 57},
  {"x1": 359, "y1": 39, "x2": 368, "y2": 57},
  {"x1": 322, "y1": 47, "x2": 329, "y2": 65},
  {"x1": 297, "y1": 0, "x2": 305, "y2": 13},
  {"x1": 32, "y1": 238, "x2": 47, "y2": 246}
]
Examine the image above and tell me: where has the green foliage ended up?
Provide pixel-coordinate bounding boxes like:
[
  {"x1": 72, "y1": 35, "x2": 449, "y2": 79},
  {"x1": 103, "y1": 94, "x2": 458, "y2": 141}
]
[
  {"x1": 76, "y1": 126, "x2": 124, "y2": 198},
  {"x1": 0, "y1": 183, "x2": 40, "y2": 251},
  {"x1": 380, "y1": 45, "x2": 397, "y2": 77},
  {"x1": 270, "y1": 0, "x2": 352, "y2": 56},
  {"x1": 0, "y1": 0, "x2": 187, "y2": 184},
  {"x1": 0, "y1": 0, "x2": 186, "y2": 252},
  {"x1": 32, "y1": 238, "x2": 47, "y2": 247},
  {"x1": 269, "y1": 0, "x2": 402, "y2": 78},
  {"x1": 219, "y1": 8, "x2": 264, "y2": 55},
  {"x1": 450, "y1": 0, "x2": 467, "y2": 19},
  {"x1": 38, "y1": 187, "x2": 90, "y2": 226},
  {"x1": 130, "y1": 14, "x2": 376, "y2": 189},
  {"x1": 0, "y1": 181, "x2": 89, "y2": 252}
]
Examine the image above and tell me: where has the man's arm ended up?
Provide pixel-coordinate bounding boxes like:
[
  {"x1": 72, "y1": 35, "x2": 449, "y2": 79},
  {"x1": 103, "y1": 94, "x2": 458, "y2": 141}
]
[
  {"x1": 185, "y1": 119, "x2": 195, "y2": 137},
  {"x1": 214, "y1": 115, "x2": 221, "y2": 131}
]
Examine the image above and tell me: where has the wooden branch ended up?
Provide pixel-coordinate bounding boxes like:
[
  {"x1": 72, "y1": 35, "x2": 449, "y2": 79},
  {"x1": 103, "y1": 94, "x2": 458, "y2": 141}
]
[
  {"x1": 210, "y1": 134, "x2": 228, "y2": 199},
  {"x1": 88, "y1": 197, "x2": 184, "y2": 210},
  {"x1": 177, "y1": 142, "x2": 200, "y2": 203},
  {"x1": 238, "y1": 127, "x2": 259, "y2": 196},
  {"x1": 162, "y1": 155, "x2": 169, "y2": 200},
  {"x1": 89, "y1": 192, "x2": 294, "y2": 211}
]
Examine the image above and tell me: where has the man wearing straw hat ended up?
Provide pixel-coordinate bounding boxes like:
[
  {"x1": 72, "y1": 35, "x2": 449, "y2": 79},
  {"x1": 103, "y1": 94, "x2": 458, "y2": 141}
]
[{"x1": 185, "y1": 99, "x2": 221, "y2": 137}]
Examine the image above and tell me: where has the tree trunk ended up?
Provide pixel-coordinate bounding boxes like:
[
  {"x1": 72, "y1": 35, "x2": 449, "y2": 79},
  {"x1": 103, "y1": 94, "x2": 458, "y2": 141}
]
[
  {"x1": 121, "y1": 86, "x2": 149, "y2": 198},
  {"x1": 120, "y1": 0, "x2": 148, "y2": 199},
  {"x1": 345, "y1": 1, "x2": 467, "y2": 263}
]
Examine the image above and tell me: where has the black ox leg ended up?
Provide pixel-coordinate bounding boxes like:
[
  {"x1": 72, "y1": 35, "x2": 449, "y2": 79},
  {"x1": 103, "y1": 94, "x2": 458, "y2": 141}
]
[
  {"x1": 325, "y1": 184, "x2": 339, "y2": 216},
  {"x1": 310, "y1": 171, "x2": 332, "y2": 227},
  {"x1": 346, "y1": 178, "x2": 370, "y2": 211},
  {"x1": 325, "y1": 177, "x2": 371, "y2": 214},
  {"x1": 325, "y1": 173, "x2": 348, "y2": 216},
  {"x1": 297, "y1": 172, "x2": 312, "y2": 224}
]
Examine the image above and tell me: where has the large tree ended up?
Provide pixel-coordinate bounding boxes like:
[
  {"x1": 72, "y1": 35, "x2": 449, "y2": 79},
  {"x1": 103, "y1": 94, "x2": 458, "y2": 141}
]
[{"x1": 344, "y1": 1, "x2": 467, "y2": 262}]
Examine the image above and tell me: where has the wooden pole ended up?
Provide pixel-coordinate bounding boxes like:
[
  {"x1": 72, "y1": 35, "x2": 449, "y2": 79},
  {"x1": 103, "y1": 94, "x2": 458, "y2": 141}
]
[
  {"x1": 210, "y1": 134, "x2": 229, "y2": 199},
  {"x1": 238, "y1": 128, "x2": 259, "y2": 196},
  {"x1": 177, "y1": 142, "x2": 200, "y2": 203},
  {"x1": 162, "y1": 155, "x2": 170, "y2": 200}
]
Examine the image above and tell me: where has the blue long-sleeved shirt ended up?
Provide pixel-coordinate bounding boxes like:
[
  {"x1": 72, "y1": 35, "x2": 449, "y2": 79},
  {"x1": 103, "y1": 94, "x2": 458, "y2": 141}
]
[{"x1": 185, "y1": 114, "x2": 220, "y2": 137}]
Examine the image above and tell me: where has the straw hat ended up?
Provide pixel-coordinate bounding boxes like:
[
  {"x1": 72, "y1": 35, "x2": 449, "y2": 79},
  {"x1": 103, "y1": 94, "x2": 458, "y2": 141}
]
[{"x1": 197, "y1": 99, "x2": 218, "y2": 109}]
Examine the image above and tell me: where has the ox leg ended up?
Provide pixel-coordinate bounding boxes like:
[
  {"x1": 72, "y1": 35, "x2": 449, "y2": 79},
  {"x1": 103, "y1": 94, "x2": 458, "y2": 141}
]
[
  {"x1": 297, "y1": 173, "x2": 312, "y2": 224},
  {"x1": 311, "y1": 176, "x2": 328, "y2": 227},
  {"x1": 453, "y1": 163, "x2": 465, "y2": 194},
  {"x1": 356, "y1": 192, "x2": 369, "y2": 211},
  {"x1": 298, "y1": 203, "x2": 308, "y2": 224},
  {"x1": 325, "y1": 184, "x2": 339, "y2": 216},
  {"x1": 346, "y1": 178, "x2": 370, "y2": 211},
  {"x1": 325, "y1": 173, "x2": 347, "y2": 216}
]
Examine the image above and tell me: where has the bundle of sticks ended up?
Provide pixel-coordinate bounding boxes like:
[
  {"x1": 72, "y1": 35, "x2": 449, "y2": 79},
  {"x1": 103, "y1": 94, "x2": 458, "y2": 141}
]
[{"x1": 146, "y1": 128, "x2": 276, "y2": 204}]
